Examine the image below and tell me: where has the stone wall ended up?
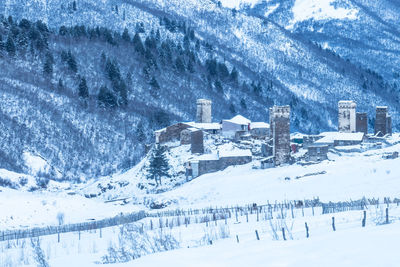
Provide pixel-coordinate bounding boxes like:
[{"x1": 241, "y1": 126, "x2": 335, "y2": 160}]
[
  {"x1": 307, "y1": 145, "x2": 329, "y2": 162},
  {"x1": 191, "y1": 130, "x2": 204, "y2": 154},
  {"x1": 156, "y1": 123, "x2": 192, "y2": 144}
]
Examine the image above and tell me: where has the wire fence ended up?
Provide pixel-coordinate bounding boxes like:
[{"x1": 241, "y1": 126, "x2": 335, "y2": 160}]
[{"x1": 1, "y1": 197, "x2": 399, "y2": 242}]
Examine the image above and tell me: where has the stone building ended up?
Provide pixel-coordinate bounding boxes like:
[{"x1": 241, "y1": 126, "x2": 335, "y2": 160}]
[
  {"x1": 191, "y1": 129, "x2": 204, "y2": 154},
  {"x1": 250, "y1": 122, "x2": 270, "y2": 139},
  {"x1": 270, "y1": 105, "x2": 291, "y2": 166},
  {"x1": 187, "y1": 150, "x2": 252, "y2": 178},
  {"x1": 338, "y1": 101, "x2": 356, "y2": 133},
  {"x1": 303, "y1": 135, "x2": 324, "y2": 149},
  {"x1": 307, "y1": 145, "x2": 329, "y2": 162},
  {"x1": 314, "y1": 132, "x2": 364, "y2": 147},
  {"x1": 196, "y1": 99, "x2": 212, "y2": 123},
  {"x1": 374, "y1": 106, "x2": 392, "y2": 136},
  {"x1": 180, "y1": 128, "x2": 193, "y2": 145},
  {"x1": 356, "y1": 112, "x2": 368, "y2": 134},
  {"x1": 222, "y1": 115, "x2": 251, "y2": 139},
  {"x1": 155, "y1": 122, "x2": 193, "y2": 144}
]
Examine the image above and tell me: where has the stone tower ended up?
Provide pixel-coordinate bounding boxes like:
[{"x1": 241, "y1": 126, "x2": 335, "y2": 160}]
[
  {"x1": 196, "y1": 99, "x2": 212, "y2": 123},
  {"x1": 269, "y1": 106, "x2": 291, "y2": 166},
  {"x1": 356, "y1": 112, "x2": 368, "y2": 134},
  {"x1": 338, "y1": 101, "x2": 357, "y2": 133},
  {"x1": 375, "y1": 106, "x2": 390, "y2": 136}
]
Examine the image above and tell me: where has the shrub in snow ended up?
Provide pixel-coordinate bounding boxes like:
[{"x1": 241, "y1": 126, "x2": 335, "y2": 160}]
[
  {"x1": 0, "y1": 177, "x2": 19, "y2": 189},
  {"x1": 57, "y1": 212, "x2": 65, "y2": 225},
  {"x1": 18, "y1": 177, "x2": 28, "y2": 187},
  {"x1": 35, "y1": 177, "x2": 49, "y2": 189},
  {"x1": 30, "y1": 238, "x2": 49, "y2": 267},
  {"x1": 102, "y1": 224, "x2": 179, "y2": 264}
]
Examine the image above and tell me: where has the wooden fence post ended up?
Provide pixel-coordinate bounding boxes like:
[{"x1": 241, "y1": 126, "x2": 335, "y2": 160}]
[
  {"x1": 256, "y1": 208, "x2": 259, "y2": 222},
  {"x1": 282, "y1": 228, "x2": 286, "y2": 241},
  {"x1": 57, "y1": 232, "x2": 60, "y2": 243},
  {"x1": 291, "y1": 204, "x2": 294, "y2": 219},
  {"x1": 236, "y1": 235, "x2": 239, "y2": 243},
  {"x1": 332, "y1": 217, "x2": 336, "y2": 231},
  {"x1": 255, "y1": 230, "x2": 260, "y2": 240},
  {"x1": 305, "y1": 222, "x2": 309, "y2": 238},
  {"x1": 386, "y1": 208, "x2": 389, "y2": 224},
  {"x1": 100, "y1": 228, "x2": 102, "y2": 238},
  {"x1": 362, "y1": 211, "x2": 366, "y2": 227}
]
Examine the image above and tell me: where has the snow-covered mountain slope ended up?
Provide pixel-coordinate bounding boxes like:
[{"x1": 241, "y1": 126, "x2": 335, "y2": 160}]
[{"x1": 0, "y1": 0, "x2": 399, "y2": 179}]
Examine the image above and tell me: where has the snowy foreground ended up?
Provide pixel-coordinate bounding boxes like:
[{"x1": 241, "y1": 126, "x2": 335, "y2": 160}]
[
  {"x1": 0, "y1": 137, "x2": 400, "y2": 266},
  {"x1": 2, "y1": 205, "x2": 400, "y2": 267},
  {"x1": 121, "y1": 222, "x2": 400, "y2": 267}
]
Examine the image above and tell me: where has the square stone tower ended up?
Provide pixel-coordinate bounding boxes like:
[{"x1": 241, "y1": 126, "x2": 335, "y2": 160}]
[
  {"x1": 375, "y1": 106, "x2": 390, "y2": 136},
  {"x1": 196, "y1": 99, "x2": 212, "y2": 123},
  {"x1": 338, "y1": 101, "x2": 357, "y2": 133},
  {"x1": 269, "y1": 106, "x2": 291, "y2": 166},
  {"x1": 356, "y1": 112, "x2": 368, "y2": 134}
]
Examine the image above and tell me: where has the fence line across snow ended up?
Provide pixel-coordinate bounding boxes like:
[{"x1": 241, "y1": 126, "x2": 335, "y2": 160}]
[{"x1": 1, "y1": 197, "x2": 399, "y2": 242}]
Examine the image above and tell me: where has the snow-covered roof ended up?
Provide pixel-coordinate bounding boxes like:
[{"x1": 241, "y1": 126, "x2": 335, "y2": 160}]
[
  {"x1": 192, "y1": 154, "x2": 219, "y2": 161},
  {"x1": 291, "y1": 132, "x2": 305, "y2": 139},
  {"x1": 219, "y1": 149, "x2": 252, "y2": 158},
  {"x1": 316, "y1": 132, "x2": 364, "y2": 144},
  {"x1": 226, "y1": 115, "x2": 251, "y2": 125},
  {"x1": 189, "y1": 122, "x2": 221, "y2": 130},
  {"x1": 250, "y1": 122, "x2": 269, "y2": 129}
]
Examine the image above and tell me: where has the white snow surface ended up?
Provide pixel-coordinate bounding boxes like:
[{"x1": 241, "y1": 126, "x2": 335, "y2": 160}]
[
  {"x1": 218, "y1": 0, "x2": 262, "y2": 9},
  {"x1": 289, "y1": 0, "x2": 359, "y2": 28},
  {"x1": 23, "y1": 152, "x2": 50, "y2": 176},
  {"x1": 119, "y1": 223, "x2": 400, "y2": 267}
]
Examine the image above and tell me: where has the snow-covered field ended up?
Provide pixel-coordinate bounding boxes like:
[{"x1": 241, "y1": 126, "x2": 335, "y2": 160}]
[
  {"x1": 2, "y1": 203, "x2": 399, "y2": 266},
  {"x1": 0, "y1": 135, "x2": 399, "y2": 266}
]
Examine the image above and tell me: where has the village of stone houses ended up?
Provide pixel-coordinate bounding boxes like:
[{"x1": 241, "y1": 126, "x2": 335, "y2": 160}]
[{"x1": 135, "y1": 99, "x2": 398, "y2": 190}]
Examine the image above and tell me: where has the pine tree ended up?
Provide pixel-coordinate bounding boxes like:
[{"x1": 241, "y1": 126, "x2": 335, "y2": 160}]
[
  {"x1": 147, "y1": 145, "x2": 170, "y2": 186},
  {"x1": 230, "y1": 67, "x2": 238, "y2": 83},
  {"x1": 229, "y1": 103, "x2": 236, "y2": 114},
  {"x1": 133, "y1": 33, "x2": 145, "y2": 55},
  {"x1": 43, "y1": 52, "x2": 54, "y2": 75},
  {"x1": 149, "y1": 76, "x2": 160, "y2": 98},
  {"x1": 5, "y1": 35, "x2": 16, "y2": 56},
  {"x1": 240, "y1": 98, "x2": 247, "y2": 110},
  {"x1": 67, "y1": 50, "x2": 78, "y2": 73},
  {"x1": 122, "y1": 28, "x2": 130, "y2": 42},
  {"x1": 218, "y1": 62, "x2": 230, "y2": 79},
  {"x1": 78, "y1": 77, "x2": 89, "y2": 98},
  {"x1": 175, "y1": 56, "x2": 185, "y2": 72},
  {"x1": 98, "y1": 85, "x2": 117, "y2": 108},
  {"x1": 214, "y1": 79, "x2": 223, "y2": 93},
  {"x1": 58, "y1": 78, "x2": 64, "y2": 90}
]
